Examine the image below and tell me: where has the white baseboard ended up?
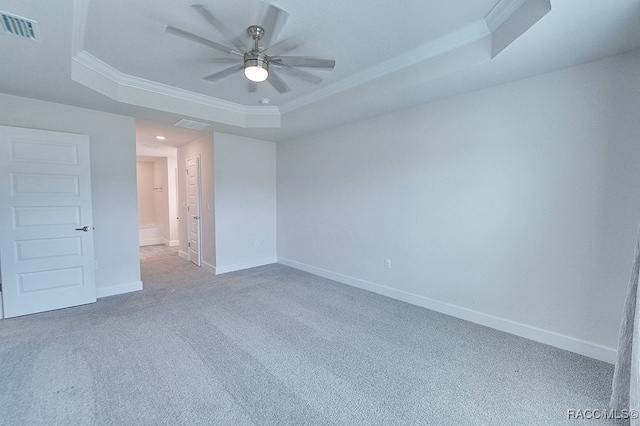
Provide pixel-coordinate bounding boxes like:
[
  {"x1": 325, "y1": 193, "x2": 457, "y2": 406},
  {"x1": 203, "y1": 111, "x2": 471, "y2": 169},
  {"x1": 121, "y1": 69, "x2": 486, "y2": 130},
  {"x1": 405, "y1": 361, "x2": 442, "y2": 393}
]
[
  {"x1": 216, "y1": 257, "x2": 277, "y2": 275},
  {"x1": 202, "y1": 261, "x2": 216, "y2": 274},
  {"x1": 277, "y1": 257, "x2": 617, "y2": 364},
  {"x1": 176, "y1": 252, "x2": 215, "y2": 273},
  {"x1": 139, "y1": 238, "x2": 163, "y2": 246},
  {"x1": 96, "y1": 280, "x2": 143, "y2": 298},
  {"x1": 164, "y1": 239, "x2": 179, "y2": 247}
]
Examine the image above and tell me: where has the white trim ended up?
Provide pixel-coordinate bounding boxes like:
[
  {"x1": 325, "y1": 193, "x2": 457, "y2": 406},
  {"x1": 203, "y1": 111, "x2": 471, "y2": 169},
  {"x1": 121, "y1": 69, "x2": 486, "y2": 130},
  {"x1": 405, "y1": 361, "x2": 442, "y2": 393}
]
[
  {"x1": 71, "y1": 0, "x2": 90, "y2": 55},
  {"x1": 280, "y1": 19, "x2": 490, "y2": 114},
  {"x1": 485, "y1": 0, "x2": 528, "y2": 32},
  {"x1": 96, "y1": 281, "x2": 143, "y2": 298},
  {"x1": 68, "y1": 0, "x2": 538, "y2": 123},
  {"x1": 71, "y1": 51, "x2": 281, "y2": 129},
  {"x1": 216, "y1": 257, "x2": 277, "y2": 275},
  {"x1": 71, "y1": 15, "x2": 490, "y2": 121},
  {"x1": 139, "y1": 238, "x2": 164, "y2": 246},
  {"x1": 277, "y1": 257, "x2": 617, "y2": 364},
  {"x1": 485, "y1": 0, "x2": 551, "y2": 58},
  {"x1": 178, "y1": 250, "x2": 189, "y2": 260},
  {"x1": 164, "y1": 239, "x2": 179, "y2": 247},
  {"x1": 202, "y1": 261, "x2": 216, "y2": 274}
]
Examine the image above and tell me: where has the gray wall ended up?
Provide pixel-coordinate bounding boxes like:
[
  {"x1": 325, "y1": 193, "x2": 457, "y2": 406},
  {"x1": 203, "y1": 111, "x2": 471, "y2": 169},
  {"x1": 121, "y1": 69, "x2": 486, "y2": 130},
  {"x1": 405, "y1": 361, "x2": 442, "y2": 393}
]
[
  {"x1": 177, "y1": 132, "x2": 277, "y2": 274},
  {"x1": 136, "y1": 161, "x2": 155, "y2": 226},
  {"x1": 214, "y1": 133, "x2": 277, "y2": 273},
  {"x1": 277, "y1": 49, "x2": 640, "y2": 362},
  {"x1": 0, "y1": 93, "x2": 141, "y2": 297}
]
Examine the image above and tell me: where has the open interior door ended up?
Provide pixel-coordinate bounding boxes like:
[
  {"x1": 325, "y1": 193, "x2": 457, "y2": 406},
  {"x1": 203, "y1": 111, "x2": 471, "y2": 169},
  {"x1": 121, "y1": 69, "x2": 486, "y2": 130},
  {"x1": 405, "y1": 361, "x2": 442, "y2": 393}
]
[
  {"x1": 186, "y1": 156, "x2": 202, "y2": 267},
  {"x1": 0, "y1": 125, "x2": 96, "y2": 318}
]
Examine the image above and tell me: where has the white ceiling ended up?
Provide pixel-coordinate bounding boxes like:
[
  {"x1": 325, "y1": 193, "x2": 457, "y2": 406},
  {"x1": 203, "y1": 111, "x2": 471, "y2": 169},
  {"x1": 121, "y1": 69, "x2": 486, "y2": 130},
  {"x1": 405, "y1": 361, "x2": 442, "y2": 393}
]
[{"x1": 0, "y1": 0, "x2": 639, "y2": 146}]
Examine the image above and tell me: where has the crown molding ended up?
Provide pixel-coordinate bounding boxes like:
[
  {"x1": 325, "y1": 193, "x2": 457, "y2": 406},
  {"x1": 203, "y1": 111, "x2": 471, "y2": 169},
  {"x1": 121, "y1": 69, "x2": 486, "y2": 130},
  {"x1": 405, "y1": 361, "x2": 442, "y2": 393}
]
[
  {"x1": 70, "y1": 0, "x2": 542, "y2": 126},
  {"x1": 71, "y1": 50, "x2": 281, "y2": 128},
  {"x1": 71, "y1": 0, "x2": 90, "y2": 55},
  {"x1": 280, "y1": 19, "x2": 491, "y2": 114},
  {"x1": 70, "y1": 0, "x2": 281, "y2": 128},
  {"x1": 485, "y1": 0, "x2": 529, "y2": 33},
  {"x1": 280, "y1": 0, "x2": 549, "y2": 115},
  {"x1": 486, "y1": 0, "x2": 551, "y2": 58}
]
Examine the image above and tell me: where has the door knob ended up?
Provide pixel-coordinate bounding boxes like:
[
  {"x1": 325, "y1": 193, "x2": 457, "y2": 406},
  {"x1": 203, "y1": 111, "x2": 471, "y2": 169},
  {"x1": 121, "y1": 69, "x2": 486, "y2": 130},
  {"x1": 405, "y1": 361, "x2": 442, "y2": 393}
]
[{"x1": 75, "y1": 226, "x2": 91, "y2": 232}]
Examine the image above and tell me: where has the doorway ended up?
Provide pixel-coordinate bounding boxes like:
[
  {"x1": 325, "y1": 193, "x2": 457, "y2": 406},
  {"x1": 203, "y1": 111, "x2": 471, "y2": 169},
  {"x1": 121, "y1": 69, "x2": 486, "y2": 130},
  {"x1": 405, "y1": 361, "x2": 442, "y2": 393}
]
[{"x1": 136, "y1": 154, "x2": 179, "y2": 259}]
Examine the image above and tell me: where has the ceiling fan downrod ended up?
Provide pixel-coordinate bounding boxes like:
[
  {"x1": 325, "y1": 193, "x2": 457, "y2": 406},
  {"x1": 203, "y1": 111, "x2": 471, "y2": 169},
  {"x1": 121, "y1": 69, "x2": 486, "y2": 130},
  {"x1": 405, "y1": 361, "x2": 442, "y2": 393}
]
[{"x1": 247, "y1": 25, "x2": 265, "y2": 51}]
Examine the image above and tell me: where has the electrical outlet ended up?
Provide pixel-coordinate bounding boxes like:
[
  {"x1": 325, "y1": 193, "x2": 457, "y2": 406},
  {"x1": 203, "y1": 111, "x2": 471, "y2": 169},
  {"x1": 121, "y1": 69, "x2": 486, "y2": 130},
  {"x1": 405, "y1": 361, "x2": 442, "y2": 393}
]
[
  {"x1": 254, "y1": 240, "x2": 260, "y2": 248},
  {"x1": 384, "y1": 259, "x2": 391, "y2": 269}
]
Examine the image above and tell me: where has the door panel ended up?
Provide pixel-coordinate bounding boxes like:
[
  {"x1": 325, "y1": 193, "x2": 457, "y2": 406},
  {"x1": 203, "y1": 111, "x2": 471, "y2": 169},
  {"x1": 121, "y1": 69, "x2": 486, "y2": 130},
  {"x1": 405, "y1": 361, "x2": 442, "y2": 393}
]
[
  {"x1": 0, "y1": 126, "x2": 96, "y2": 318},
  {"x1": 186, "y1": 156, "x2": 201, "y2": 266},
  {"x1": 14, "y1": 206, "x2": 80, "y2": 226},
  {"x1": 16, "y1": 237, "x2": 82, "y2": 261},
  {"x1": 12, "y1": 173, "x2": 80, "y2": 194},
  {"x1": 19, "y1": 267, "x2": 84, "y2": 293}
]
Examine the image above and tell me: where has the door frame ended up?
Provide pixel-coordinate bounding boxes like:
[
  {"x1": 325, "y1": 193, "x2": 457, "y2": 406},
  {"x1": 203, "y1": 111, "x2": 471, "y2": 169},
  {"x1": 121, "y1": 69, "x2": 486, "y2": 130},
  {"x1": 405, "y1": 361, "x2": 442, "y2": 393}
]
[{"x1": 186, "y1": 155, "x2": 202, "y2": 266}]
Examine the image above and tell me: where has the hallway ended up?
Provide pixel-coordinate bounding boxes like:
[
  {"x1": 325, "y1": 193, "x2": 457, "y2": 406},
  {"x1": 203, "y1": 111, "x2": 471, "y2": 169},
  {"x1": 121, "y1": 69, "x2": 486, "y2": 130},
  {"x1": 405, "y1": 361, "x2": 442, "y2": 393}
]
[{"x1": 139, "y1": 244, "x2": 178, "y2": 261}]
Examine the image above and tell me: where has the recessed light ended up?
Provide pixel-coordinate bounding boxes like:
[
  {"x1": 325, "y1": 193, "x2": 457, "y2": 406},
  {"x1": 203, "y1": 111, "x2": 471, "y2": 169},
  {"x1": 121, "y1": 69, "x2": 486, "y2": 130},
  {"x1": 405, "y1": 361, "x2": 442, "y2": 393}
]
[
  {"x1": 155, "y1": 135, "x2": 166, "y2": 140},
  {"x1": 259, "y1": 98, "x2": 271, "y2": 105}
]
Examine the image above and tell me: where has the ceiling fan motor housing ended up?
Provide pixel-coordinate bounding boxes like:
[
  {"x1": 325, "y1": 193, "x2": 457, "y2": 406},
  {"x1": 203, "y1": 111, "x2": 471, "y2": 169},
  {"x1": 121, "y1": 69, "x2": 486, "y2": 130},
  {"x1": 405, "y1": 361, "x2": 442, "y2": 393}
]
[
  {"x1": 244, "y1": 51, "x2": 269, "y2": 82},
  {"x1": 244, "y1": 51, "x2": 268, "y2": 68}
]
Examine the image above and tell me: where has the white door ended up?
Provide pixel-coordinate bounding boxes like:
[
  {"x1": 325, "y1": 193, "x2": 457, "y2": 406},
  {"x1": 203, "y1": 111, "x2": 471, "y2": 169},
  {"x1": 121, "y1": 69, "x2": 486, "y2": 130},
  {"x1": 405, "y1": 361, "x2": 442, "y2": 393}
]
[
  {"x1": 0, "y1": 126, "x2": 96, "y2": 318},
  {"x1": 186, "y1": 156, "x2": 201, "y2": 266}
]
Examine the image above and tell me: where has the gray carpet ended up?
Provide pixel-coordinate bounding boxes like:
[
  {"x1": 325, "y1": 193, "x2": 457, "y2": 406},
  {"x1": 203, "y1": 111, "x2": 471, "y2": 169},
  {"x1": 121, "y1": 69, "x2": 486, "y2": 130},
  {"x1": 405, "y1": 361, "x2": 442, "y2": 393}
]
[
  {"x1": 0, "y1": 257, "x2": 626, "y2": 425},
  {"x1": 139, "y1": 244, "x2": 178, "y2": 261}
]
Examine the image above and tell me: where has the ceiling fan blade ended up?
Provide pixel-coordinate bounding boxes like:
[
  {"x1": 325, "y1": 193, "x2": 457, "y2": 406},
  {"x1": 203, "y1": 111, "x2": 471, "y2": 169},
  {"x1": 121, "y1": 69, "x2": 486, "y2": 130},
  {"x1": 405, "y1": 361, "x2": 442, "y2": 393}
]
[
  {"x1": 248, "y1": 82, "x2": 257, "y2": 93},
  {"x1": 203, "y1": 65, "x2": 243, "y2": 82},
  {"x1": 267, "y1": 69, "x2": 291, "y2": 94},
  {"x1": 271, "y1": 56, "x2": 335, "y2": 69},
  {"x1": 259, "y1": 4, "x2": 289, "y2": 49},
  {"x1": 166, "y1": 25, "x2": 241, "y2": 56},
  {"x1": 273, "y1": 64, "x2": 322, "y2": 84},
  {"x1": 192, "y1": 5, "x2": 248, "y2": 53},
  {"x1": 265, "y1": 35, "x2": 304, "y2": 57},
  {"x1": 177, "y1": 57, "x2": 241, "y2": 64}
]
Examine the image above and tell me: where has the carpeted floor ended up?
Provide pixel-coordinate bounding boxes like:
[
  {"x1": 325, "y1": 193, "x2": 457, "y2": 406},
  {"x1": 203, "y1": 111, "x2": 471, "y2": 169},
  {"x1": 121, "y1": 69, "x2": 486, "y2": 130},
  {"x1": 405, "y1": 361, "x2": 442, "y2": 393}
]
[
  {"x1": 139, "y1": 244, "x2": 178, "y2": 261},
  {"x1": 0, "y1": 257, "x2": 627, "y2": 425}
]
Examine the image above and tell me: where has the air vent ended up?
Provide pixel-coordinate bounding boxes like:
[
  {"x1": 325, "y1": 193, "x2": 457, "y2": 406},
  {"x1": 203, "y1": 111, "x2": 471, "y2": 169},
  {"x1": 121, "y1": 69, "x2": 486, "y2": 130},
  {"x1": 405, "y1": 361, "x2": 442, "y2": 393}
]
[
  {"x1": 0, "y1": 11, "x2": 41, "y2": 42},
  {"x1": 175, "y1": 119, "x2": 210, "y2": 131}
]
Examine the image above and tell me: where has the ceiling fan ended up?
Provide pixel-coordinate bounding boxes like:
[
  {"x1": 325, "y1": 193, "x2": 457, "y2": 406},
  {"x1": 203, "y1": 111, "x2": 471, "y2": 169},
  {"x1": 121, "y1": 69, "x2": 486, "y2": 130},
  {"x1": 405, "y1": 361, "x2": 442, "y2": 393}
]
[{"x1": 166, "y1": 4, "x2": 336, "y2": 94}]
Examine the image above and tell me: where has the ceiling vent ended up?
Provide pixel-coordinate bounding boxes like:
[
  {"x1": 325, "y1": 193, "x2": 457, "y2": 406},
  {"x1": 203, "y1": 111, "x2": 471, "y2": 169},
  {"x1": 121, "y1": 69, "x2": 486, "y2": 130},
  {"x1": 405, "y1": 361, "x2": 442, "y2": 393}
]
[
  {"x1": 1, "y1": 11, "x2": 41, "y2": 42},
  {"x1": 175, "y1": 119, "x2": 211, "y2": 131}
]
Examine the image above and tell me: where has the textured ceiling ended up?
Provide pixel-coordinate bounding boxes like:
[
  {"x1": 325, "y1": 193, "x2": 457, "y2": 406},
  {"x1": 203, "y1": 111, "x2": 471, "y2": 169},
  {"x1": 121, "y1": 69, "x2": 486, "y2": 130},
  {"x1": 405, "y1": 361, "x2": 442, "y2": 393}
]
[{"x1": 0, "y1": 0, "x2": 639, "y2": 145}]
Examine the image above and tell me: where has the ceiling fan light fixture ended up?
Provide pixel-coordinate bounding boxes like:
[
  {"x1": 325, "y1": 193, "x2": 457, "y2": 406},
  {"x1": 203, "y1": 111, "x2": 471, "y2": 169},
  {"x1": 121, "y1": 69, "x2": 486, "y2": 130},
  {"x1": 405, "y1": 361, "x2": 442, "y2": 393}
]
[
  {"x1": 244, "y1": 52, "x2": 268, "y2": 82},
  {"x1": 244, "y1": 64, "x2": 268, "y2": 82}
]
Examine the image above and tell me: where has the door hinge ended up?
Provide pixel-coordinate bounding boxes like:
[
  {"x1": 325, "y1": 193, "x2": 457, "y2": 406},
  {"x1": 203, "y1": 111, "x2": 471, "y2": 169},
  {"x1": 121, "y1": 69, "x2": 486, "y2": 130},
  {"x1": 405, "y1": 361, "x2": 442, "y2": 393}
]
[
  {"x1": 185, "y1": 169, "x2": 189, "y2": 175},
  {"x1": 188, "y1": 242, "x2": 190, "y2": 247}
]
